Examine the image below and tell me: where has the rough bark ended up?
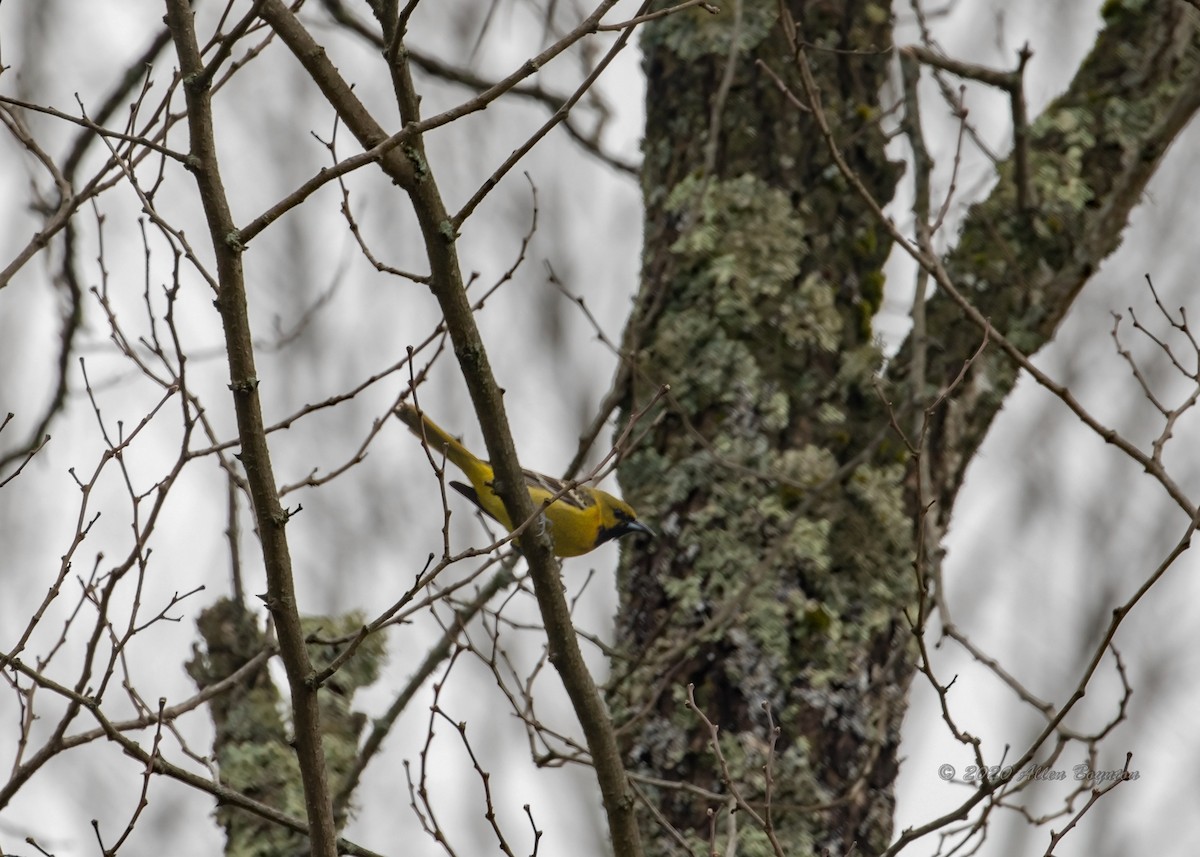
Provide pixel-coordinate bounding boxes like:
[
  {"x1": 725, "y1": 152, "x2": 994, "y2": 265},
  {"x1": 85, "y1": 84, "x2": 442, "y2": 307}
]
[
  {"x1": 614, "y1": 1, "x2": 1200, "y2": 854},
  {"x1": 616, "y1": 2, "x2": 906, "y2": 853}
]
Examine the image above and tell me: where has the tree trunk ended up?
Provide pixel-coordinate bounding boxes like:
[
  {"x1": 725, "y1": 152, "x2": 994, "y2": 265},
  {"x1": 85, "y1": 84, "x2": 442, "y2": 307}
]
[{"x1": 613, "y1": 1, "x2": 1200, "y2": 853}]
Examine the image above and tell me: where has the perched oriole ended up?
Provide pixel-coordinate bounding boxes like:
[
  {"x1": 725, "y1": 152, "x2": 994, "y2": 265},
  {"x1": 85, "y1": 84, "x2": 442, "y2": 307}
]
[{"x1": 395, "y1": 403, "x2": 653, "y2": 557}]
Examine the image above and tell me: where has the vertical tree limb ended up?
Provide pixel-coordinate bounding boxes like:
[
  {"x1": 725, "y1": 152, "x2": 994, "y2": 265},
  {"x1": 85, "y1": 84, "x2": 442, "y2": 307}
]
[{"x1": 162, "y1": 3, "x2": 339, "y2": 855}]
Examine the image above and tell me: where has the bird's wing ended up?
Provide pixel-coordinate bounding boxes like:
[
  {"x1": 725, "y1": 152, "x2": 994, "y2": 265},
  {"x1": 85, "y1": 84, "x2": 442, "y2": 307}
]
[{"x1": 521, "y1": 468, "x2": 595, "y2": 511}]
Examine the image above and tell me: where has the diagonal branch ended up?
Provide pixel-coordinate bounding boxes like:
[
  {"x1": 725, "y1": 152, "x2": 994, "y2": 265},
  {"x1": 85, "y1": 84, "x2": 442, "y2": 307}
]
[{"x1": 257, "y1": 3, "x2": 648, "y2": 854}]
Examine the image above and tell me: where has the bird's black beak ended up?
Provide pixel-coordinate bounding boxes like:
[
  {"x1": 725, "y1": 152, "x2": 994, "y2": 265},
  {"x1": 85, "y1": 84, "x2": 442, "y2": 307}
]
[
  {"x1": 625, "y1": 520, "x2": 656, "y2": 539},
  {"x1": 598, "y1": 517, "x2": 656, "y2": 548}
]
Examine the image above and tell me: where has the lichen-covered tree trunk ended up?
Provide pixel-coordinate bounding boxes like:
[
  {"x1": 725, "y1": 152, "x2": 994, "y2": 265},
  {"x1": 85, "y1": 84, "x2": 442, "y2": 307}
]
[
  {"x1": 614, "y1": 3, "x2": 908, "y2": 853},
  {"x1": 613, "y1": 1, "x2": 1200, "y2": 854}
]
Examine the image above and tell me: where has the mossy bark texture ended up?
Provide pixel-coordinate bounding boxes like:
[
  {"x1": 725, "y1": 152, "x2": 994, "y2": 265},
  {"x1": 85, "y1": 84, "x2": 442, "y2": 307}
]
[{"x1": 615, "y1": 2, "x2": 1200, "y2": 854}]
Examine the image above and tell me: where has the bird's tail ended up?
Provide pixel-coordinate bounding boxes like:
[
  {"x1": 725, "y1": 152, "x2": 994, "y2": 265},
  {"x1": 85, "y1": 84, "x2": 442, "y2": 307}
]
[{"x1": 394, "y1": 403, "x2": 482, "y2": 476}]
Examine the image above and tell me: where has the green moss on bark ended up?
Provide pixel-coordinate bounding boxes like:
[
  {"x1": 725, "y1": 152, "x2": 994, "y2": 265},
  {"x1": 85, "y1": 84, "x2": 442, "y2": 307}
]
[{"x1": 615, "y1": 3, "x2": 909, "y2": 853}]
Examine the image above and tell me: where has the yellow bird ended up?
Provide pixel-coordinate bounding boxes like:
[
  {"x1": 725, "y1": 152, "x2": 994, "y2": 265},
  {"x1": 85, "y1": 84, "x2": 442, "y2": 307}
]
[{"x1": 395, "y1": 403, "x2": 653, "y2": 557}]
